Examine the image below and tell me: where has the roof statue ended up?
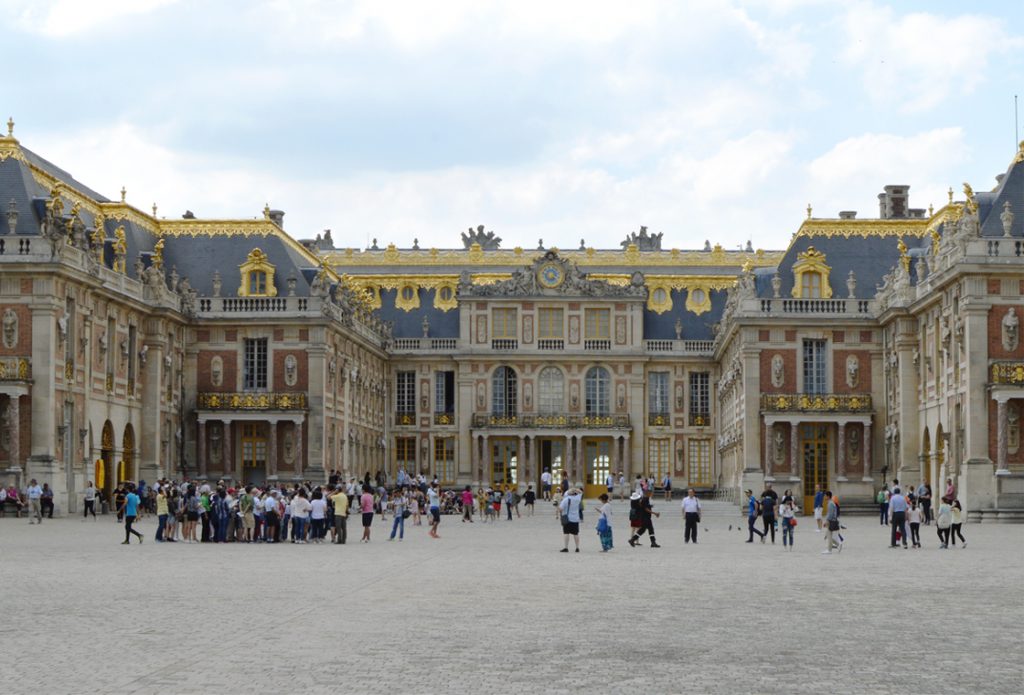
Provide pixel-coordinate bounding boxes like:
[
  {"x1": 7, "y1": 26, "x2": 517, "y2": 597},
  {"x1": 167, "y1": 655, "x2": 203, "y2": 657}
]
[
  {"x1": 963, "y1": 182, "x2": 978, "y2": 215},
  {"x1": 621, "y1": 225, "x2": 662, "y2": 251},
  {"x1": 461, "y1": 224, "x2": 501, "y2": 250}
]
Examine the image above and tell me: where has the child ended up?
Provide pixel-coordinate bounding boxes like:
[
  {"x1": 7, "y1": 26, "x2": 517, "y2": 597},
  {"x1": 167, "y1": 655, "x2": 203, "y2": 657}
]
[
  {"x1": 596, "y1": 493, "x2": 613, "y2": 552},
  {"x1": 409, "y1": 492, "x2": 420, "y2": 526},
  {"x1": 907, "y1": 499, "x2": 923, "y2": 548},
  {"x1": 780, "y1": 498, "x2": 799, "y2": 550}
]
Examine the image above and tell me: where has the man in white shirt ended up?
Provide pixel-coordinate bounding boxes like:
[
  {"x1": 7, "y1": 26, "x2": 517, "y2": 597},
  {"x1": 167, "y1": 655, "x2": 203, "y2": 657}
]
[
  {"x1": 427, "y1": 482, "x2": 441, "y2": 539},
  {"x1": 617, "y1": 472, "x2": 626, "y2": 500},
  {"x1": 540, "y1": 470, "x2": 552, "y2": 501},
  {"x1": 26, "y1": 479, "x2": 43, "y2": 524},
  {"x1": 681, "y1": 488, "x2": 702, "y2": 544}
]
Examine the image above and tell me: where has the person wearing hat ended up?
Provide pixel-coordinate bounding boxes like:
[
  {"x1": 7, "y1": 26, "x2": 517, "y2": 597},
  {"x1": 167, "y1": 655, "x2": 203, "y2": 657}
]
[
  {"x1": 559, "y1": 487, "x2": 583, "y2": 552},
  {"x1": 628, "y1": 489, "x2": 660, "y2": 548}
]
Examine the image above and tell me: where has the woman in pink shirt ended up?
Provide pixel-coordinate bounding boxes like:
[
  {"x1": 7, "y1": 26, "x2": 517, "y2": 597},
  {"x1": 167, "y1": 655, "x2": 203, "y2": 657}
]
[
  {"x1": 461, "y1": 486, "x2": 475, "y2": 523},
  {"x1": 359, "y1": 484, "x2": 375, "y2": 542}
]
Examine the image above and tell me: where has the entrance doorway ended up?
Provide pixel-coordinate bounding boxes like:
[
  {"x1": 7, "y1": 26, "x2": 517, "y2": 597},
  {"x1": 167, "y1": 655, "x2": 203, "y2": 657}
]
[
  {"x1": 537, "y1": 438, "x2": 564, "y2": 489},
  {"x1": 801, "y1": 423, "x2": 829, "y2": 512},
  {"x1": 490, "y1": 438, "x2": 518, "y2": 489},
  {"x1": 241, "y1": 423, "x2": 267, "y2": 486},
  {"x1": 100, "y1": 420, "x2": 115, "y2": 502},
  {"x1": 584, "y1": 438, "x2": 611, "y2": 498}
]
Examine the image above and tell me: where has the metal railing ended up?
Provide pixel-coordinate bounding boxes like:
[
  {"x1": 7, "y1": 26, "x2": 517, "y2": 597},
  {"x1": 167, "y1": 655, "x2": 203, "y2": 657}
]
[
  {"x1": 197, "y1": 392, "x2": 308, "y2": 411},
  {"x1": 760, "y1": 392, "x2": 872, "y2": 413},
  {"x1": 472, "y1": 413, "x2": 631, "y2": 429}
]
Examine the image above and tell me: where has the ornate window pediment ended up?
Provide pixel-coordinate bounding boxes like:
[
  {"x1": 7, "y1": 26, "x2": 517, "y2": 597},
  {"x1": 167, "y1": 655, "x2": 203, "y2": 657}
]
[
  {"x1": 791, "y1": 246, "x2": 831, "y2": 299},
  {"x1": 238, "y1": 248, "x2": 277, "y2": 297}
]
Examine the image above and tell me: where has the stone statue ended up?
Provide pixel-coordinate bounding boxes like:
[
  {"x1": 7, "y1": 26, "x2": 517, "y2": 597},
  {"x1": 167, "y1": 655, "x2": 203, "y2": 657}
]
[
  {"x1": 209, "y1": 423, "x2": 222, "y2": 464},
  {"x1": 1002, "y1": 308, "x2": 1019, "y2": 352},
  {"x1": 674, "y1": 318, "x2": 683, "y2": 340},
  {"x1": 44, "y1": 191, "x2": 66, "y2": 259},
  {"x1": 771, "y1": 273, "x2": 781, "y2": 298},
  {"x1": 168, "y1": 266, "x2": 179, "y2": 292},
  {"x1": 284, "y1": 354, "x2": 298, "y2": 386},
  {"x1": 773, "y1": 427, "x2": 784, "y2": 465},
  {"x1": 963, "y1": 182, "x2": 978, "y2": 215},
  {"x1": 846, "y1": 355, "x2": 859, "y2": 389},
  {"x1": 620, "y1": 225, "x2": 663, "y2": 251},
  {"x1": 461, "y1": 224, "x2": 501, "y2": 250},
  {"x1": 849, "y1": 428, "x2": 860, "y2": 463},
  {"x1": 283, "y1": 429, "x2": 295, "y2": 464},
  {"x1": 846, "y1": 270, "x2": 857, "y2": 299},
  {"x1": 770, "y1": 354, "x2": 784, "y2": 388},
  {"x1": 212, "y1": 271, "x2": 222, "y2": 297},
  {"x1": 1001, "y1": 201, "x2": 1014, "y2": 238},
  {"x1": 133, "y1": 257, "x2": 144, "y2": 279},
  {"x1": 210, "y1": 356, "x2": 223, "y2": 388},
  {"x1": 2, "y1": 308, "x2": 18, "y2": 349},
  {"x1": 112, "y1": 226, "x2": 127, "y2": 273}
]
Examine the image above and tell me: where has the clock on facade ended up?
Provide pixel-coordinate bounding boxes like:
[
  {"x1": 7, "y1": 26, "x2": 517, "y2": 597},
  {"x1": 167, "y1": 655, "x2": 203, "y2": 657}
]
[{"x1": 537, "y1": 262, "x2": 564, "y2": 288}]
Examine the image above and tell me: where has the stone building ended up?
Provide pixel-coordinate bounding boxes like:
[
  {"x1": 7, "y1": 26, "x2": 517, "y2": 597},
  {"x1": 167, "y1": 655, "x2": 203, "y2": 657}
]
[{"x1": 1, "y1": 120, "x2": 1022, "y2": 520}]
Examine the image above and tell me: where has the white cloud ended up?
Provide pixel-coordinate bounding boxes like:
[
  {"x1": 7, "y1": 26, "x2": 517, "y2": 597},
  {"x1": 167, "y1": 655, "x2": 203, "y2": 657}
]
[
  {"x1": 841, "y1": 2, "x2": 1021, "y2": 112},
  {"x1": 1, "y1": 0, "x2": 178, "y2": 37}
]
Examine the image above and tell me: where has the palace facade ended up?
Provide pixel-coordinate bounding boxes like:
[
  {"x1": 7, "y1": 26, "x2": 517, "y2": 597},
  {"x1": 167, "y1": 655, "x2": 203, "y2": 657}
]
[{"x1": 2, "y1": 121, "x2": 1023, "y2": 520}]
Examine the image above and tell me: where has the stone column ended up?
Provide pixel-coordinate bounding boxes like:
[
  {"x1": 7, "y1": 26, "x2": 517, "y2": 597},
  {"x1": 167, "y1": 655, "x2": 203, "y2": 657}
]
[
  {"x1": 623, "y1": 433, "x2": 631, "y2": 482},
  {"x1": 517, "y1": 434, "x2": 526, "y2": 490},
  {"x1": 267, "y1": 420, "x2": 277, "y2": 479},
  {"x1": 789, "y1": 422, "x2": 800, "y2": 478},
  {"x1": 196, "y1": 420, "x2": 206, "y2": 478},
  {"x1": 6, "y1": 395, "x2": 21, "y2": 479},
  {"x1": 763, "y1": 419, "x2": 773, "y2": 480},
  {"x1": 532, "y1": 436, "x2": 540, "y2": 487},
  {"x1": 222, "y1": 420, "x2": 232, "y2": 480},
  {"x1": 294, "y1": 419, "x2": 304, "y2": 480},
  {"x1": 862, "y1": 422, "x2": 873, "y2": 481},
  {"x1": 997, "y1": 396, "x2": 1009, "y2": 474},
  {"x1": 837, "y1": 422, "x2": 847, "y2": 481},
  {"x1": 612, "y1": 435, "x2": 620, "y2": 480}
]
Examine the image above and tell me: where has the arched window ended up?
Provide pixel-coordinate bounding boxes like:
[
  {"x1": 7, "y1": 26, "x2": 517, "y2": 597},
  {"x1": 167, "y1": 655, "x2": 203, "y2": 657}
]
[
  {"x1": 585, "y1": 366, "x2": 610, "y2": 416},
  {"x1": 491, "y1": 366, "x2": 517, "y2": 417},
  {"x1": 538, "y1": 367, "x2": 564, "y2": 415}
]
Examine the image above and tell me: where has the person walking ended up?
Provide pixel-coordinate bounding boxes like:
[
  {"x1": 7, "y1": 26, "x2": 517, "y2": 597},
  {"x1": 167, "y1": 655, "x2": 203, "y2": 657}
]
[
  {"x1": 662, "y1": 474, "x2": 672, "y2": 502},
  {"x1": 745, "y1": 489, "x2": 765, "y2": 543},
  {"x1": 541, "y1": 469, "x2": 552, "y2": 501},
  {"x1": 119, "y1": 484, "x2": 144, "y2": 544},
  {"x1": 389, "y1": 489, "x2": 407, "y2": 541},
  {"x1": 427, "y1": 482, "x2": 442, "y2": 539},
  {"x1": 812, "y1": 484, "x2": 824, "y2": 532},
  {"x1": 888, "y1": 487, "x2": 908, "y2": 549},
  {"x1": 596, "y1": 493, "x2": 613, "y2": 552},
  {"x1": 358, "y1": 484, "x2": 375, "y2": 542},
  {"x1": 559, "y1": 487, "x2": 583, "y2": 552},
  {"x1": 920, "y1": 483, "x2": 933, "y2": 524},
  {"x1": 681, "y1": 488, "x2": 701, "y2": 544},
  {"x1": 780, "y1": 498, "x2": 799, "y2": 550},
  {"x1": 26, "y1": 479, "x2": 43, "y2": 524},
  {"x1": 628, "y1": 489, "x2": 660, "y2": 548},
  {"x1": 760, "y1": 487, "x2": 777, "y2": 544},
  {"x1": 822, "y1": 491, "x2": 841, "y2": 554},
  {"x1": 331, "y1": 486, "x2": 349, "y2": 544},
  {"x1": 907, "y1": 499, "x2": 923, "y2": 548},
  {"x1": 461, "y1": 486, "x2": 475, "y2": 522},
  {"x1": 523, "y1": 485, "x2": 535, "y2": 516},
  {"x1": 83, "y1": 481, "x2": 98, "y2": 520},
  {"x1": 936, "y1": 497, "x2": 952, "y2": 548},
  {"x1": 949, "y1": 500, "x2": 966, "y2": 548}
]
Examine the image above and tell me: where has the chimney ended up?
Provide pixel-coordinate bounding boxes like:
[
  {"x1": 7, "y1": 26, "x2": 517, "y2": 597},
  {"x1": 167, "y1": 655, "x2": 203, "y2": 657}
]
[
  {"x1": 878, "y1": 185, "x2": 909, "y2": 219},
  {"x1": 839, "y1": 211, "x2": 857, "y2": 219},
  {"x1": 269, "y1": 209, "x2": 285, "y2": 228}
]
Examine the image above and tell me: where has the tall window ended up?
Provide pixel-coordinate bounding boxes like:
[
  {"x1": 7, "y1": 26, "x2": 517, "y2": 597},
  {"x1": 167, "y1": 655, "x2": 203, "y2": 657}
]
[
  {"x1": 801, "y1": 271, "x2": 822, "y2": 298},
  {"x1": 689, "y1": 372, "x2": 709, "y2": 426},
  {"x1": 243, "y1": 338, "x2": 268, "y2": 390},
  {"x1": 584, "y1": 309, "x2": 610, "y2": 340},
  {"x1": 248, "y1": 271, "x2": 267, "y2": 296},
  {"x1": 434, "y1": 370, "x2": 455, "y2": 416},
  {"x1": 491, "y1": 366, "x2": 518, "y2": 417},
  {"x1": 802, "y1": 339, "x2": 827, "y2": 395},
  {"x1": 585, "y1": 366, "x2": 610, "y2": 416},
  {"x1": 538, "y1": 367, "x2": 564, "y2": 415},
  {"x1": 647, "y1": 439, "x2": 670, "y2": 480},
  {"x1": 106, "y1": 318, "x2": 115, "y2": 388},
  {"x1": 492, "y1": 308, "x2": 517, "y2": 338},
  {"x1": 395, "y1": 437, "x2": 417, "y2": 474},
  {"x1": 649, "y1": 372, "x2": 669, "y2": 423},
  {"x1": 434, "y1": 437, "x2": 455, "y2": 484},
  {"x1": 538, "y1": 308, "x2": 563, "y2": 338},
  {"x1": 687, "y1": 439, "x2": 712, "y2": 486},
  {"x1": 396, "y1": 370, "x2": 416, "y2": 420}
]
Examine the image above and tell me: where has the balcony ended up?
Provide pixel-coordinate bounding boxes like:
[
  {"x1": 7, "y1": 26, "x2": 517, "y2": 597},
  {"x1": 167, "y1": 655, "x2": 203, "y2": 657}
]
[
  {"x1": 648, "y1": 412, "x2": 670, "y2": 426},
  {"x1": 197, "y1": 392, "x2": 308, "y2": 411},
  {"x1": 434, "y1": 412, "x2": 455, "y2": 425},
  {"x1": 584, "y1": 339, "x2": 611, "y2": 350},
  {"x1": 644, "y1": 339, "x2": 715, "y2": 355},
  {"x1": 390, "y1": 337, "x2": 459, "y2": 353},
  {"x1": 0, "y1": 357, "x2": 30, "y2": 381},
  {"x1": 689, "y1": 413, "x2": 710, "y2": 427},
  {"x1": 757, "y1": 298, "x2": 872, "y2": 316},
  {"x1": 537, "y1": 339, "x2": 564, "y2": 350},
  {"x1": 491, "y1": 338, "x2": 518, "y2": 351},
  {"x1": 395, "y1": 412, "x2": 416, "y2": 426},
  {"x1": 760, "y1": 392, "x2": 872, "y2": 413},
  {"x1": 472, "y1": 413, "x2": 631, "y2": 429},
  {"x1": 992, "y1": 362, "x2": 1024, "y2": 385}
]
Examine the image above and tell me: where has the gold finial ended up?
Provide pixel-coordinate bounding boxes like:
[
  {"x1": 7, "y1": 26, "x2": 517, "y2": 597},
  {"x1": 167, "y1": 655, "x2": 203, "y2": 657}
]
[
  {"x1": 263, "y1": 203, "x2": 271, "y2": 220},
  {"x1": 5, "y1": 117, "x2": 13, "y2": 138},
  {"x1": 947, "y1": 186, "x2": 953, "y2": 204},
  {"x1": 806, "y1": 203, "x2": 812, "y2": 219},
  {"x1": 152, "y1": 202, "x2": 158, "y2": 217},
  {"x1": 120, "y1": 186, "x2": 126, "y2": 203},
  {"x1": 897, "y1": 237, "x2": 909, "y2": 273},
  {"x1": 1016, "y1": 140, "x2": 1024, "y2": 163}
]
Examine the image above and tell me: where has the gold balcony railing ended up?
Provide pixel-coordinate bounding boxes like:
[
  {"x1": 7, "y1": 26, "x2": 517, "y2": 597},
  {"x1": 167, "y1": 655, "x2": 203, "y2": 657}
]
[
  {"x1": 0, "y1": 357, "x2": 30, "y2": 381},
  {"x1": 434, "y1": 412, "x2": 455, "y2": 425},
  {"x1": 992, "y1": 362, "x2": 1024, "y2": 385},
  {"x1": 760, "y1": 393, "x2": 872, "y2": 413},
  {"x1": 472, "y1": 413, "x2": 631, "y2": 429},
  {"x1": 198, "y1": 392, "x2": 308, "y2": 411}
]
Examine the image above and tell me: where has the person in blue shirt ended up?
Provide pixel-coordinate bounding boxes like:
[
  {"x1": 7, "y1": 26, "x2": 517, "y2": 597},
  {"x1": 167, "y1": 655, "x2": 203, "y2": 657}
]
[
  {"x1": 119, "y1": 484, "x2": 144, "y2": 545},
  {"x1": 813, "y1": 484, "x2": 825, "y2": 532},
  {"x1": 745, "y1": 490, "x2": 765, "y2": 543}
]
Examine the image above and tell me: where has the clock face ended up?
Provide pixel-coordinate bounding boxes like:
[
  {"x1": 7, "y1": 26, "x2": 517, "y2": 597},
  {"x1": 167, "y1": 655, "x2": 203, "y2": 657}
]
[{"x1": 538, "y1": 263, "x2": 563, "y2": 288}]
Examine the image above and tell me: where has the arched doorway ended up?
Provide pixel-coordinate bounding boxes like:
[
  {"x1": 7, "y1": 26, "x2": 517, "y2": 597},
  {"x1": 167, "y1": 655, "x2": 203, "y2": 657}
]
[
  {"x1": 120, "y1": 424, "x2": 135, "y2": 484},
  {"x1": 100, "y1": 421, "x2": 115, "y2": 501}
]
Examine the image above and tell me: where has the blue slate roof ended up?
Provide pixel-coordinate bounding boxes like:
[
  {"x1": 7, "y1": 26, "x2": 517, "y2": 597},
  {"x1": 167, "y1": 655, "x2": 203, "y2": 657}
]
[{"x1": 764, "y1": 233, "x2": 904, "y2": 299}]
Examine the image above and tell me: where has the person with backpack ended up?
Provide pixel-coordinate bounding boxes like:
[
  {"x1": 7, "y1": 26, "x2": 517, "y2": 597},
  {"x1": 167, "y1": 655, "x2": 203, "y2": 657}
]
[
  {"x1": 760, "y1": 485, "x2": 778, "y2": 544},
  {"x1": 780, "y1": 498, "x2": 799, "y2": 550},
  {"x1": 239, "y1": 486, "x2": 255, "y2": 543},
  {"x1": 745, "y1": 489, "x2": 765, "y2": 543},
  {"x1": 558, "y1": 487, "x2": 583, "y2": 553},
  {"x1": 628, "y1": 489, "x2": 661, "y2": 548},
  {"x1": 821, "y1": 491, "x2": 841, "y2": 554}
]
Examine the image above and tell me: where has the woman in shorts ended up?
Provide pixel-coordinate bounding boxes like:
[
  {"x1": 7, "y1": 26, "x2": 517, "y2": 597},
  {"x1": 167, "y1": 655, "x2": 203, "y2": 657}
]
[{"x1": 558, "y1": 487, "x2": 583, "y2": 553}]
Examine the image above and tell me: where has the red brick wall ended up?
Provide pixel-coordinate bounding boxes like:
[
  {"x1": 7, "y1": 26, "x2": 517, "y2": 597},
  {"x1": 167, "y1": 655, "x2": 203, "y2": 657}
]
[
  {"x1": 273, "y1": 350, "x2": 308, "y2": 391},
  {"x1": 760, "y1": 349, "x2": 796, "y2": 392},
  {"x1": 988, "y1": 305, "x2": 1024, "y2": 359},
  {"x1": 0, "y1": 305, "x2": 31, "y2": 355},
  {"x1": 833, "y1": 349, "x2": 871, "y2": 393},
  {"x1": 197, "y1": 350, "x2": 238, "y2": 391},
  {"x1": 989, "y1": 399, "x2": 1024, "y2": 465}
]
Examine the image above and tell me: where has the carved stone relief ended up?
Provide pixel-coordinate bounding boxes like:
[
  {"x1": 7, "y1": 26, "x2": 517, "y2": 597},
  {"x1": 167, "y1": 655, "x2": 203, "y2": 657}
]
[
  {"x1": 209, "y1": 423, "x2": 223, "y2": 465},
  {"x1": 846, "y1": 355, "x2": 859, "y2": 389},
  {"x1": 770, "y1": 354, "x2": 784, "y2": 389},
  {"x1": 476, "y1": 382, "x2": 485, "y2": 410},
  {"x1": 2, "y1": 308, "x2": 18, "y2": 349},
  {"x1": 283, "y1": 428, "x2": 295, "y2": 464},
  {"x1": 523, "y1": 382, "x2": 533, "y2": 410},
  {"x1": 210, "y1": 356, "x2": 224, "y2": 388},
  {"x1": 772, "y1": 426, "x2": 784, "y2": 465},
  {"x1": 570, "y1": 382, "x2": 580, "y2": 410},
  {"x1": 568, "y1": 315, "x2": 580, "y2": 344},
  {"x1": 476, "y1": 316, "x2": 487, "y2": 344},
  {"x1": 615, "y1": 315, "x2": 627, "y2": 344},
  {"x1": 523, "y1": 315, "x2": 534, "y2": 344},
  {"x1": 848, "y1": 427, "x2": 860, "y2": 464},
  {"x1": 1002, "y1": 307, "x2": 1019, "y2": 352},
  {"x1": 284, "y1": 354, "x2": 298, "y2": 386},
  {"x1": 616, "y1": 383, "x2": 626, "y2": 410}
]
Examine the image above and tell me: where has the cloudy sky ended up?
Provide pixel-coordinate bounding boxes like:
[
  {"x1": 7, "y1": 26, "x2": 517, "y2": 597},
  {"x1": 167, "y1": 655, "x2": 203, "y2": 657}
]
[{"x1": 3, "y1": 0, "x2": 1023, "y2": 251}]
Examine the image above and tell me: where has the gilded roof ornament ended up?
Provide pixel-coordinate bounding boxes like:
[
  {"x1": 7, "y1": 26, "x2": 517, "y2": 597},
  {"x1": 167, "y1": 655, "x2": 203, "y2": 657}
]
[
  {"x1": 263, "y1": 203, "x2": 271, "y2": 220},
  {"x1": 962, "y1": 182, "x2": 978, "y2": 215},
  {"x1": 947, "y1": 187, "x2": 953, "y2": 204},
  {"x1": 152, "y1": 237, "x2": 165, "y2": 269},
  {"x1": 120, "y1": 186, "x2": 126, "y2": 203},
  {"x1": 5, "y1": 117, "x2": 13, "y2": 138},
  {"x1": 1015, "y1": 140, "x2": 1024, "y2": 164},
  {"x1": 806, "y1": 203, "x2": 812, "y2": 220},
  {"x1": 897, "y1": 238, "x2": 910, "y2": 273},
  {"x1": 152, "y1": 202, "x2": 158, "y2": 217}
]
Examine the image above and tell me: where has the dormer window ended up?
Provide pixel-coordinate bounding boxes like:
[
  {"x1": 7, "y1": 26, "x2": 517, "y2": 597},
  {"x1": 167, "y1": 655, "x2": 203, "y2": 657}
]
[
  {"x1": 238, "y1": 248, "x2": 277, "y2": 297},
  {"x1": 791, "y1": 246, "x2": 832, "y2": 299}
]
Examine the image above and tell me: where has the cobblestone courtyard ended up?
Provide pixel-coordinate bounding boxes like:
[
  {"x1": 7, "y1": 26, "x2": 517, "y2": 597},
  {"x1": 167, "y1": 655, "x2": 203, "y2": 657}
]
[{"x1": 2, "y1": 502, "x2": 1021, "y2": 694}]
